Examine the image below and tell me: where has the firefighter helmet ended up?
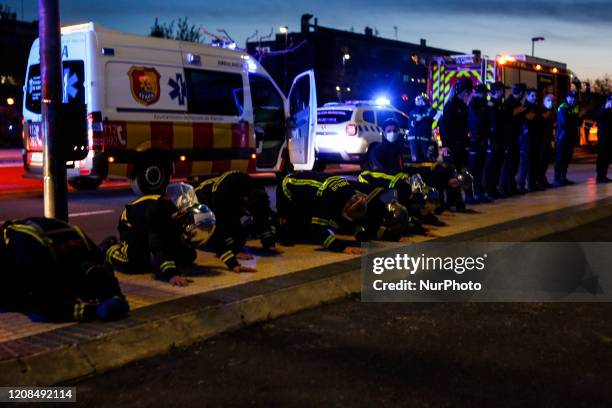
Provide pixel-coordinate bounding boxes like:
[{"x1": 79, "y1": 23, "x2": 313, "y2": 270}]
[
  {"x1": 176, "y1": 204, "x2": 216, "y2": 249},
  {"x1": 383, "y1": 200, "x2": 410, "y2": 236}
]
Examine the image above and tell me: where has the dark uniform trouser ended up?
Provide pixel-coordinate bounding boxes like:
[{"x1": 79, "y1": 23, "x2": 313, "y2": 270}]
[
  {"x1": 596, "y1": 142, "x2": 611, "y2": 179},
  {"x1": 537, "y1": 137, "x2": 552, "y2": 185},
  {"x1": 484, "y1": 143, "x2": 502, "y2": 195},
  {"x1": 468, "y1": 138, "x2": 486, "y2": 196},
  {"x1": 107, "y1": 229, "x2": 196, "y2": 275},
  {"x1": 499, "y1": 137, "x2": 519, "y2": 193},
  {"x1": 554, "y1": 137, "x2": 575, "y2": 183},
  {"x1": 408, "y1": 136, "x2": 430, "y2": 162},
  {"x1": 517, "y1": 134, "x2": 538, "y2": 189},
  {"x1": 447, "y1": 140, "x2": 467, "y2": 171}
]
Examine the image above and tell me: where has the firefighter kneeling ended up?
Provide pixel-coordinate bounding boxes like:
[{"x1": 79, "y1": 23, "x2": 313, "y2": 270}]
[
  {"x1": 104, "y1": 183, "x2": 216, "y2": 286},
  {"x1": 195, "y1": 171, "x2": 278, "y2": 273},
  {"x1": 0, "y1": 217, "x2": 129, "y2": 322},
  {"x1": 277, "y1": 171, "x2": 390, "y2": 254}
]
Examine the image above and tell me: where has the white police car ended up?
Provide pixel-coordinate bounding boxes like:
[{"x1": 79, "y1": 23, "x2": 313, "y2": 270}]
[{"x1": 314, "y1": 100, "x2": 408, "y2": 170}]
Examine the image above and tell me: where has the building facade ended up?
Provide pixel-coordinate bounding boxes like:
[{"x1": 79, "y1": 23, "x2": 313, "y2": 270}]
[
  {"x1": 247, "y1": 15, "x2": 461, "y2": 112},
  {"x1": 0, "y1": 13, "x2": 37, "y2": 147}
]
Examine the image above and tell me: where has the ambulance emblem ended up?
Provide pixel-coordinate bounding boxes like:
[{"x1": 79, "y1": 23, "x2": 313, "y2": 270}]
[{"x1": 128, "y1": 66, "x2": 161, "y2": 106}]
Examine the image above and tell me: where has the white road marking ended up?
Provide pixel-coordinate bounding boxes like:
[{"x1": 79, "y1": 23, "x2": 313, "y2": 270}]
[
  {"x1": 69, "y1": 209, "x2": 115, "y2": 218},
  {"x1": 0, "y1": 210, "x2": 115, "y2": 225}
]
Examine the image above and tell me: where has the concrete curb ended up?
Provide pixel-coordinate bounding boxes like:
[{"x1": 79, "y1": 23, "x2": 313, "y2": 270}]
[{"x1": 1, "y1": 196, "x2": 612, "y2": 386}]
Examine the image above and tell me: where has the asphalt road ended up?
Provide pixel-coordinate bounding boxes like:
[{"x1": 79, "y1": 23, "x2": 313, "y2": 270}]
[
  {"x1": 58, "y1": 217, "x2": 612, "y2": 408},
  {"x1": 0, "y1": 182, "x2": 280, "y2": 244}
]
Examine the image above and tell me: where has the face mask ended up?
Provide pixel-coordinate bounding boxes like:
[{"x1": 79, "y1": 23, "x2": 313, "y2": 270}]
[
  {"x1": 385, "y1": 131, "x2": 399, "y2": 143},
  {"x1": 544, "y1": 100, "x2": 553, "y2": 109}
]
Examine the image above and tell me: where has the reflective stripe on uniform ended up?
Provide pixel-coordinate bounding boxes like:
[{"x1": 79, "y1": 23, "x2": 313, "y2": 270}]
[
  {"x1": 5, "y1": 225, "x2": 47, "y2": 247},
  {"x1": 107, "y1": 242, "x2": 129, "y2": 264},
  {"x1": 323, "y1": 234, "x2": 337, "y2": 248},
  {"x1": 312, "y1": 217, "x2": 331, "y2": 227},
  {"x1": 282, "y1": 177, "x2": 323, "y2": 202},
  {"x1": 73, "y1": 303, "x2": 86, "y2": 321},
  {"x1": 220, "y1": 250, "x2": 234, "y2": 263},
  {"x1": 160, "y1": 260, "x2": 176, "y2": 272},
  {"x1": 316, "y1": 176, "x2": 350, "y2": 197},
  {"x1": 377, "y1": 226, "x2": 387, "y2": 240},
  {"x1": 212, "y1": 170, "x2": 240, "y2": 192},
  {"x1": 130, "y1": 195, "x2": 161, "y2": 205}
]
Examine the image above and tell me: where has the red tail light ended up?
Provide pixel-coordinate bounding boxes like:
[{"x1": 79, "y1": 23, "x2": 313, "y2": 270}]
[
  {"x1": 346, "y1": 123, "x2": 358, "y2": 136},
  {"x1": 87, "y1": 111, "x2": 104, "y2": 151}
]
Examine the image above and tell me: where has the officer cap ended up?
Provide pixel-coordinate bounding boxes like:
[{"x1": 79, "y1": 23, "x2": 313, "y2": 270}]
[
  {"x1": 512, "y1": 83, "x2": 527, "y2": 94},
  {"x1": 455, "y1": 78, "x2": 473, "y2": 93},
  {"x1": 474, "y1": 84, "x2": 488, "y2": 94},
  {"x1": 491, "y1": 81, "x2": 509, "y2": 92},
  {"x1": 382, "y1": 118, "x2": 400, "y2": 129}
]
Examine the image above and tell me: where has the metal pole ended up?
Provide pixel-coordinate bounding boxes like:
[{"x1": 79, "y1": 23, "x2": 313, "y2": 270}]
[
  {"x1": 39, "y1": 0, "x2": 68, "y2": 220},
  {"x1": 531, "y1": 40, "x2": 534, "y2": 57}
]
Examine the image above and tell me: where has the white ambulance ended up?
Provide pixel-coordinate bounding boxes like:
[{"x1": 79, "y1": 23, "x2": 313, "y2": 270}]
[{"x1": 22, "y1": 22, "x2": 317, "y2": 194}]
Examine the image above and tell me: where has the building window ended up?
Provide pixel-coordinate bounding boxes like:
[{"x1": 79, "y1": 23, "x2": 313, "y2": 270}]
[{"x1": 185, "y1": 68, "x2": 244, "y2": 116}]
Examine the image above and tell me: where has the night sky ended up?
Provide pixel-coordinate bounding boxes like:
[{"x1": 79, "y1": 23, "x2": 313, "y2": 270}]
[{"x1": 6, "y1": 0, "x2": 612, "y2": 79}]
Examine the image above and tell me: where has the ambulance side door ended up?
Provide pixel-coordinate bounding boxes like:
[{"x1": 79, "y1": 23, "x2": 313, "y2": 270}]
[{"x1": 286, "y1": 70, "x2": 317, "y2": 171}]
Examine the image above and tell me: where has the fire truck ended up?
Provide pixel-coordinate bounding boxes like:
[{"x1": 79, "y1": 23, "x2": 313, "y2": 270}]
[{"x1": 428, "y1": 52, "x2": 578, "y2": 126}]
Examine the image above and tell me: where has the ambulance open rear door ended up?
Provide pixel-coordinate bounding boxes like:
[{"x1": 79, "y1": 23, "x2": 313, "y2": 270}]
[{"x1": 287, "y1": 70, "x2": 317, "y2": 171}]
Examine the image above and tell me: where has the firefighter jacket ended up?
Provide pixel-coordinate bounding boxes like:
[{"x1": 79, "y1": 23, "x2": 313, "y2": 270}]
[
  {"x1": 557, "y1": 102, "x2": 580, "y2": 144},
  {"x1": 1, "y1": 217, "x2": 121, "y2": 321},
  {"x1": 195, "y1": 171, "x2": 274, "y2": 269},
  {"x1": 279, "y1": 172, "x2": 364, "y2": 252},
  {"x1": 439, "y1": 95, "x2": 469, "y2": 148},
  {"x1": 118, "y1": 195, "x2": 186, "y2": 280}
]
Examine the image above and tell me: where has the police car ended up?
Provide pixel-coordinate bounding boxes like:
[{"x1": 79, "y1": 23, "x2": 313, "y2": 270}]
[
  {"x1": 314, "y1": 100, "x2": 409, "y2": 169},
  {"x1": 22, "y1": 23, "x2": 317, "y2": 194}
]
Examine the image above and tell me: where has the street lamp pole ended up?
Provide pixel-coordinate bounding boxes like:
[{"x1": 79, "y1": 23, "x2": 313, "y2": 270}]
[
  {"x1": 531, "y1": 36, "x2": 545, "y2": 57},
  {"x1": 39, "y1": 0, "x2": 68, "y2": 220}
]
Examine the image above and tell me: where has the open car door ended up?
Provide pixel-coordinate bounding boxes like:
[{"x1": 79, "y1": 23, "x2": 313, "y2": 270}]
[{"x1": 287, "y1": 70, "x2": 317, "y2": 170}]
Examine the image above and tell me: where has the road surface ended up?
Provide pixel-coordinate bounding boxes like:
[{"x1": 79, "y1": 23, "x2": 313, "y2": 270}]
[{"x1": 55, "y1": 217, "x2": 612, "y2": 408}]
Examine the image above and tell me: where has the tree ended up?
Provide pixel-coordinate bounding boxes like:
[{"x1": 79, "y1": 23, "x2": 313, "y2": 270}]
[
  {"x1": 149, "y1": 17, "x2": 202, "y2": 43},
  {"x1": 150, "y1": 18, "x2": 173, "y2": 39},
  {"x1": 590, "y1": 75, "x2": 612, "y2": 96}
]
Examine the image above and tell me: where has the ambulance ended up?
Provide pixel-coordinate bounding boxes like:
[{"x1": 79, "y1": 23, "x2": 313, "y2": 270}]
[{"x1": 22, "y1": 23, "x2": 317, "y2": 193}]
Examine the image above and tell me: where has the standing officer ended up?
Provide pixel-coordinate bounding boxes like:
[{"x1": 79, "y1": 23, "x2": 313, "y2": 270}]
[
  {"x1": 595, "y1": 95, "x2": 612, "y2": 183},
  {"x1": 516, "y1": 88, "x2": 541, "y2": 192},
  {"x1": 105, "y1": 184, "x2": 216, "y2": 286},
  {"x1": 1, "y1": 217, "x2": 129, "y2": 322},
  {"x1": 554, "y1": 91, "x2": 580, "y2": 186},
  {"x1": 364, "y1": 118, "x2": 404, "y2": 172},
  {"x1": 408, "y1": 95, "x2": 436, "y2": 162},
  {"x1": 467, "y1": 84, "x2": 491, "y2": 203},
  {"x1": 538, "y1": 93, "x2": 556, "y2": 188},
  {"x1": 439, "y1": 78, "x2": 473, "y2": 171},
  {"x1": 499, "y1": 83, "x2": 526, "y2": 196},
  {"x1": 195, "y1": 171, "x2": 278, "y2": 273},
  {"x1": 484, "y1": 81, "x2": 508, "y2": 198}
]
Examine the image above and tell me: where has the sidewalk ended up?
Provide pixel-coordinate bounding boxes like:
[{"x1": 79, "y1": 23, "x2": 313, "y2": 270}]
[{"x1": 2, "y1": 164, "x2": 612, "y2": 386}]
